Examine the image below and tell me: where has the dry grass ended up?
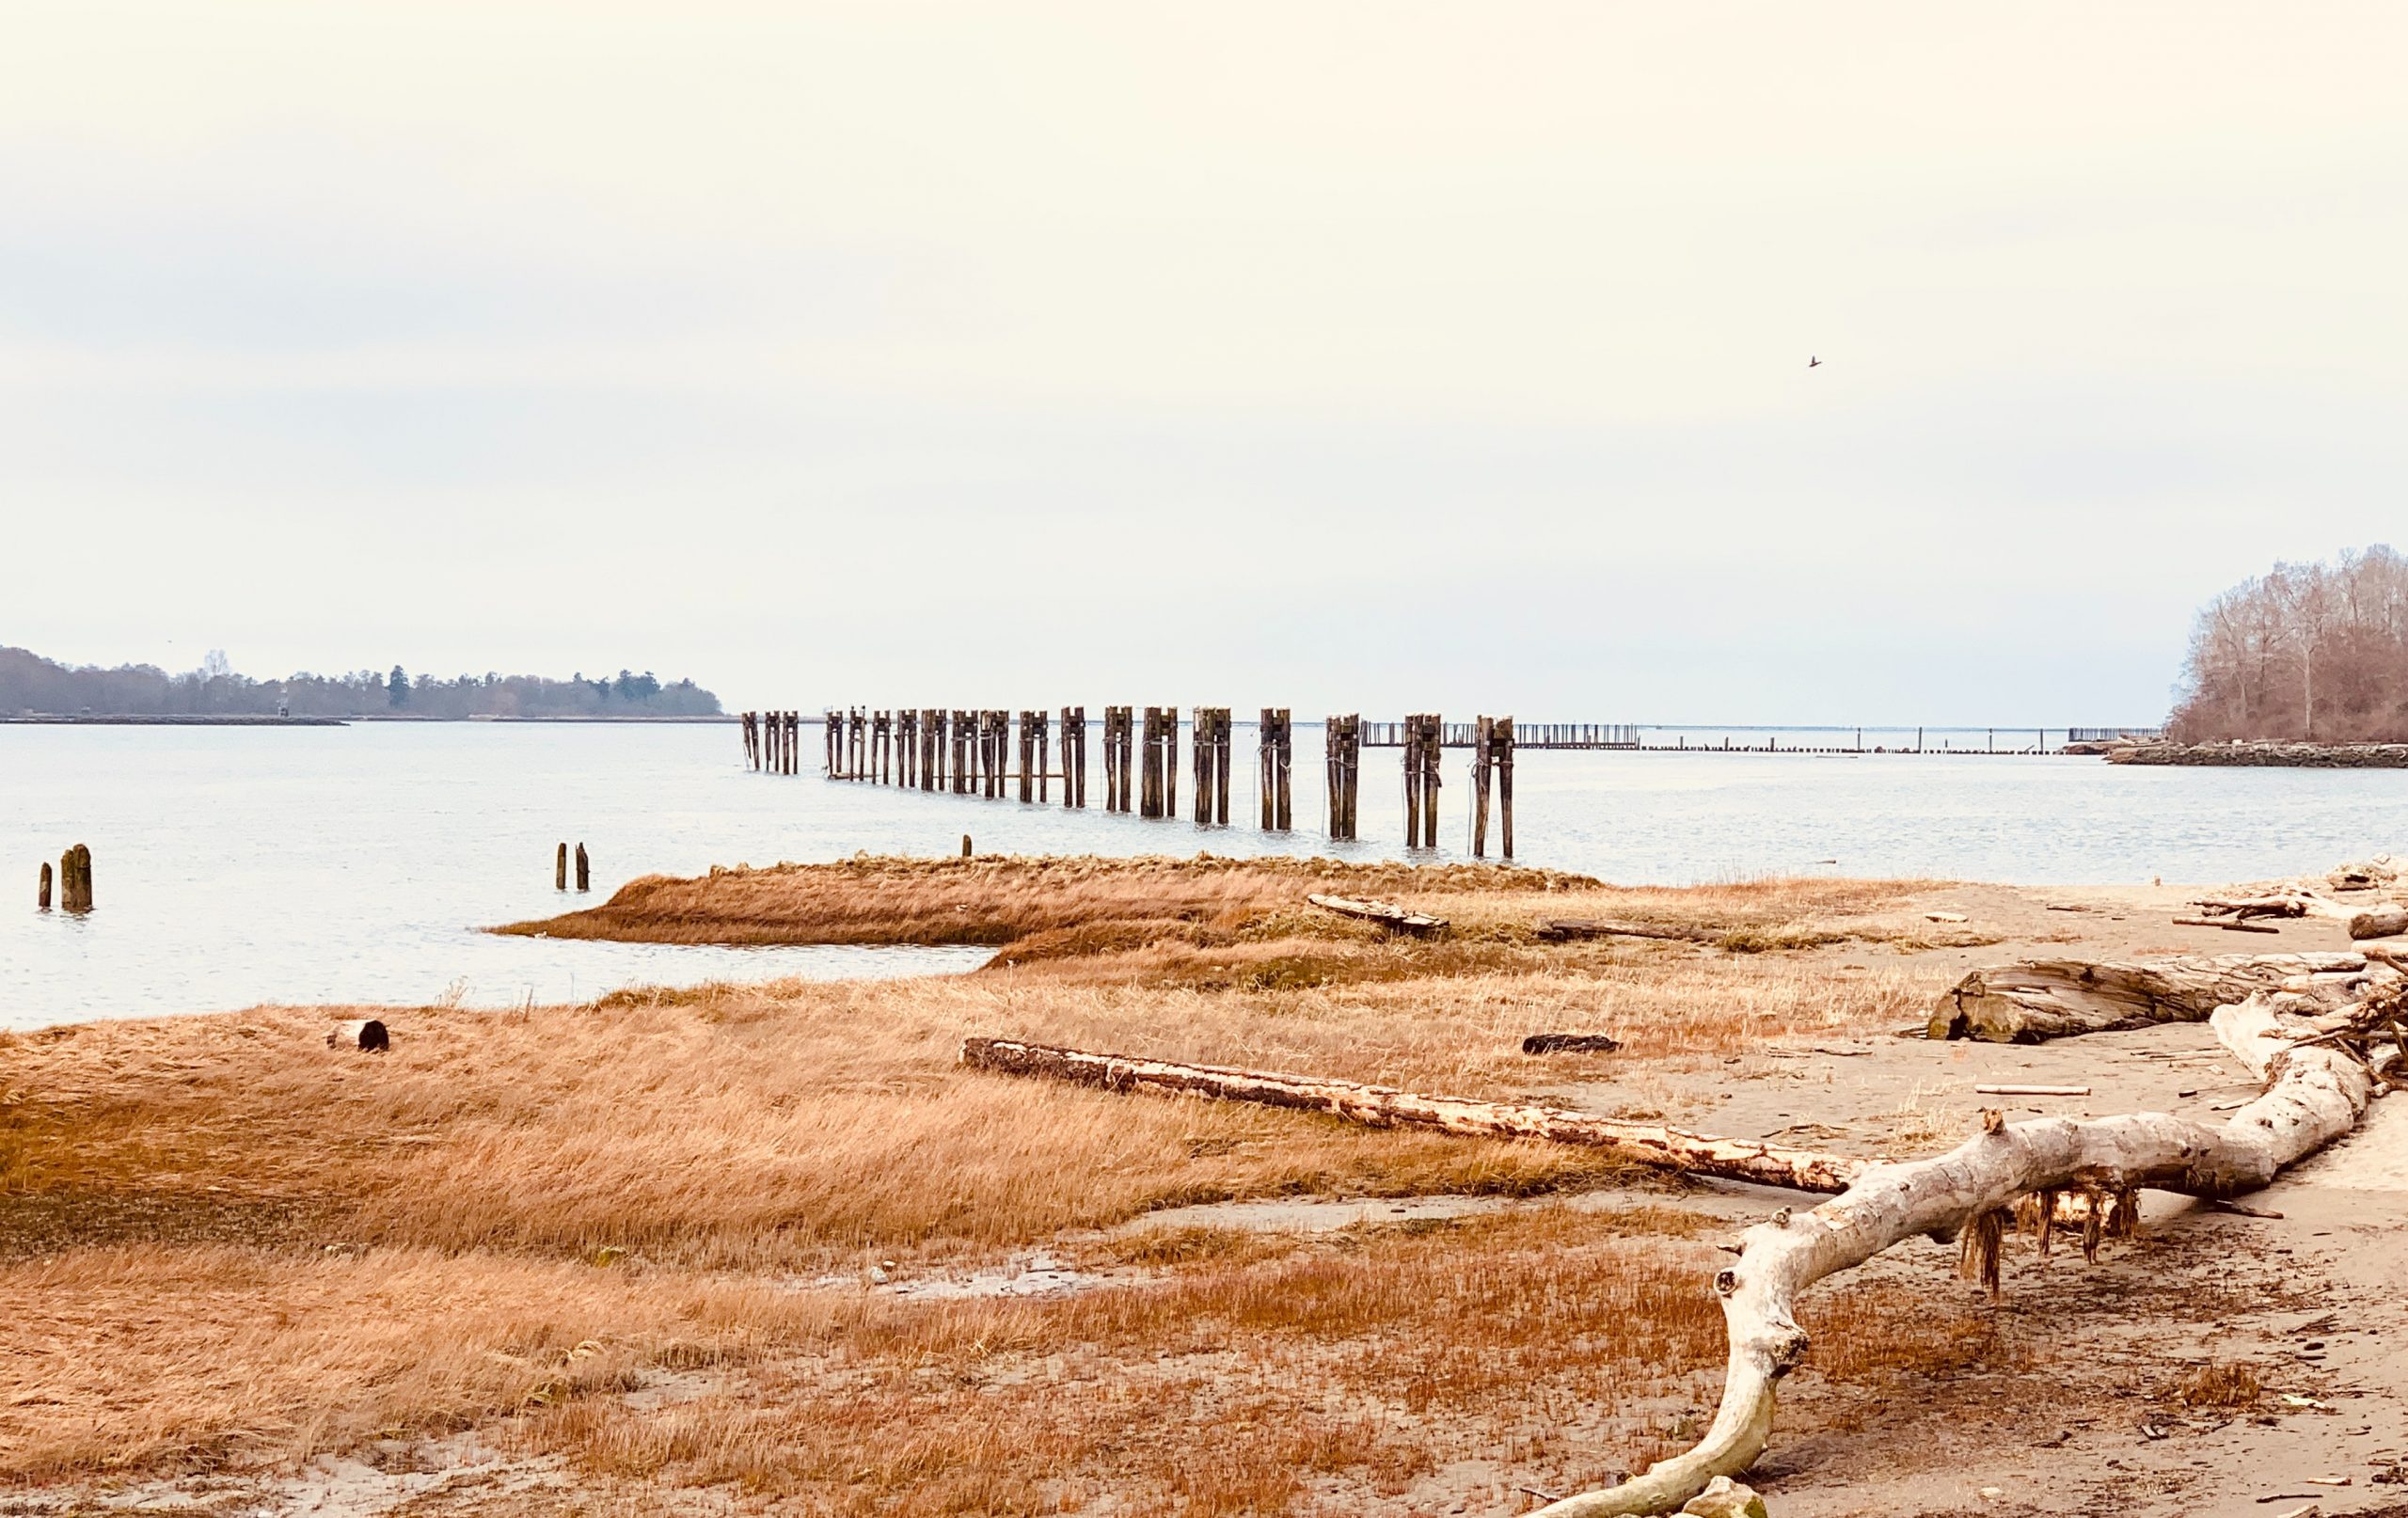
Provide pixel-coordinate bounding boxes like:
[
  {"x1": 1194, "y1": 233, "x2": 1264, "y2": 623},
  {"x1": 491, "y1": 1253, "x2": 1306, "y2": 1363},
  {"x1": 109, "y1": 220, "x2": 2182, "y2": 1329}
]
[
  {"x1": 0, "y1": 855, "x2": 1992, "y2": 1502},
  {"x1": 493, "y1": 854, "x2": 1599, "y2": 949}
]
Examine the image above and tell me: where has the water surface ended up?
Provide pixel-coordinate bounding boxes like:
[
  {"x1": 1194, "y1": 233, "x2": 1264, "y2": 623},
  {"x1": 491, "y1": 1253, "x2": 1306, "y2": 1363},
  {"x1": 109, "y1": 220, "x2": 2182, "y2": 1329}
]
[{"x1": 4, "y1": 722, "x2": 2400, "y2": 1023}]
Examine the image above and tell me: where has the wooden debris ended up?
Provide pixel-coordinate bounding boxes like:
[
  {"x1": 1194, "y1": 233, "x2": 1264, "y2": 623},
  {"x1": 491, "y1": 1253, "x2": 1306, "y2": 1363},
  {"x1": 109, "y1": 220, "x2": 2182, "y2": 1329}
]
[
  {"x1": 36, "y1": 861, "x2": 50, "y2": 911},
  {"x1": 1929, "y1": 951, "x2": 2372, "y2": 1042},
  {"x1": 1973, "y1": 1083, "x2": 2090, "y2": 1097},
  {"x1": 1527, "y1": 990, "x2": 2388, "y2": 1517},
  {"x1": 1925, "y1": 910, "x2": 1970, "y2": 924},
  {"x1": 2349, "y1": 907, "x2": 2408, "y2": 941},
  {"x1": 1536, "y1": 918, "x2": 1703, "y2": 943},
  {"x1": 1307, "y1": 893, "x2": 1448, "y2": 935},
  {"x1": 2175, "y1": 916, "x2": 2282, "y2": 934},
  {"x1": 1522, "y1": 1033, "x2": 1622, "y2": 1055},
  {"x1": 959, "y1": 1036, "x2": 1869, "y2": 1193},
  {"x1": 57, "y1": 844, "x2": 91, "y2": 913}
]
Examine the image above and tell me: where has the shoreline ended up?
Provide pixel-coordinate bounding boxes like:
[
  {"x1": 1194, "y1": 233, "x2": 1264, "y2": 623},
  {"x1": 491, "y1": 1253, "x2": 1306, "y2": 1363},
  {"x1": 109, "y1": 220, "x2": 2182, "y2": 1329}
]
[{"x1": 2110, "y1": 740, "x2": 2408, "y2": 767}]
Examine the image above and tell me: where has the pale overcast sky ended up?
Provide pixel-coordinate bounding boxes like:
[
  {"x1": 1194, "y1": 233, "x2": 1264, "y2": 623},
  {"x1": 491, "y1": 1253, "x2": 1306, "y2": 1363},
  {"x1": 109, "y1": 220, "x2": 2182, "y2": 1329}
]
[{"x1": 5, "y1": 3, "x2": 2401, "y2": 721}]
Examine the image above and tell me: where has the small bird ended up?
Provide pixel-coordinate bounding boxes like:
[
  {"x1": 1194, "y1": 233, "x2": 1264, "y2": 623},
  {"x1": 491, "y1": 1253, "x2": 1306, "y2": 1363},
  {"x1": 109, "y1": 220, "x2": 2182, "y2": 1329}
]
[{"x1": 1808, "y1": 356, "x2": 1822, "y2": 368}]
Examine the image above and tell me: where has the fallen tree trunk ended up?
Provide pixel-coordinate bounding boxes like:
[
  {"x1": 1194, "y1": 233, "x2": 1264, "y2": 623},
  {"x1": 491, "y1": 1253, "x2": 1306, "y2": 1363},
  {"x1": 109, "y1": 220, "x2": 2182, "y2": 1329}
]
[
  {"x1": 2351, "y1": 907, "x2": 2408, "y2": 941},
  {"x1": 1535, "y1": 918, "x2": 1704, "y2": 943},
  {"x1": 1532, "y1": 988, "x2": 2398, "y2": 1517},
  {"x1": 1928, "y1": 951, "x2": 2370, "y2": 1042},
  {"x1": 960, "y1": 1036, "x2": 1868, "y2": 1193},
  {"x1": 2171, "y1": 916, "x2": 2281, "y2": 934},
  {"x1": 1523, "y1": 1033, "x2": 1624, "y2": 1055},
  {"x1": 1307, "y1": 893, "x2": 1448, "y2": 935}
]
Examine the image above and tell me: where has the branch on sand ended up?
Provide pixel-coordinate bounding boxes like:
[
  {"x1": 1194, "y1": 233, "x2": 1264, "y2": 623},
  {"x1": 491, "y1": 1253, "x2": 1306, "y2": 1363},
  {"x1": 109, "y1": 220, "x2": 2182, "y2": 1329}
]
[{"x1": 1528, "y1": 981, "x2": 2403, "y2": 1517}]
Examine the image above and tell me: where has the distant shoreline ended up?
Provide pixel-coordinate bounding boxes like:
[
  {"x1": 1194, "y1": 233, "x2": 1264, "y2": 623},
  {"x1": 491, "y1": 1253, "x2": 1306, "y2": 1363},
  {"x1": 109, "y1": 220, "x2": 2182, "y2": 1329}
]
[
  {"x1": 2108, "y1": 741, "x2": 2408, "y2": 768},
  {"x1": 1, "y1": 714, "x2": 736, "y2": 727}
]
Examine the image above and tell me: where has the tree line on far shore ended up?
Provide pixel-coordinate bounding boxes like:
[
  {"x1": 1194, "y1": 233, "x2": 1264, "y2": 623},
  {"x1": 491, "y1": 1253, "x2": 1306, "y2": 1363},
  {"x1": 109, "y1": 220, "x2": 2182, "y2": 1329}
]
[
  {"x1": 0, "y1": 645, "x2": 722, "y2": 719},
  {"x1": 2172, "y1": 544, "x2": 2408, "y2": 744}
]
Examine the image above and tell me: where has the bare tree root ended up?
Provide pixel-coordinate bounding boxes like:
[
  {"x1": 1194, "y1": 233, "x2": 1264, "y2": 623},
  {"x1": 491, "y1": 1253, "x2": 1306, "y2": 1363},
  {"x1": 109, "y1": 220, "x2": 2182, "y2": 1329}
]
[{"x1": 1530, "y1": 987, "x2": 2401, "y2": 1517}]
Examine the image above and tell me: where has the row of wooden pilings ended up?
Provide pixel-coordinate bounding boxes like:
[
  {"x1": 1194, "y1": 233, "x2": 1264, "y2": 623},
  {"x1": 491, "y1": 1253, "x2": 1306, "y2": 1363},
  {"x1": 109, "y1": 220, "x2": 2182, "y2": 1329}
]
[
  {"x1": 35, "y1": 845, "x2": 93, "y2": 912},
  {"x1": 738, "y1": 709, "x2": 1517, "y2": 857}
]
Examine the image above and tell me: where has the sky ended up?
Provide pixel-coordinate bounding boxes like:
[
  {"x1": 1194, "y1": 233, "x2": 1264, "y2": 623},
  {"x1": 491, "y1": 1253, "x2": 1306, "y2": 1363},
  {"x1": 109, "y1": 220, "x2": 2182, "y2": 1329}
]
[{"x1": 4, "y1": 3, "x2": 2403, "y2": 722}]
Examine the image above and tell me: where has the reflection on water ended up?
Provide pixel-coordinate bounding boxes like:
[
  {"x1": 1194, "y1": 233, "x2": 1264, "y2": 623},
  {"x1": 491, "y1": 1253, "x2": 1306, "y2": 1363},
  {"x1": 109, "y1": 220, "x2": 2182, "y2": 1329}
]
[{"x1": 4, "y1": 721, "x2": 2402, "y2": 1023}]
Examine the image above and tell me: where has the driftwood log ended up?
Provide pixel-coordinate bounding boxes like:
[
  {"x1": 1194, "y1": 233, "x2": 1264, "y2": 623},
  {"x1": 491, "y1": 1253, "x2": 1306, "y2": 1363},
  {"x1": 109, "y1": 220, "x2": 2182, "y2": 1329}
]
[
  {"x1": 1532, "y1": 987, "x2": 2398, "y2": 1516},
  {"x1": 2351, "y1": 907, "x2": 2408, "y2": 941},
  {"x1": 2171, "y1": 916, "x2": 2280, "y2": 934},
  {"x1": 1307, "y1": 893, "x2": 1448, "y2": 936},
  {"x1": 1535, "y1": 918, "x2": 1703, "y2": 943},
  {"x1": 959, "y1": 1037, "x2": 1865, "y2": 1193},
  {"x1": 1929, "y1": 951, "x2": 2370, "y2": 1042}
]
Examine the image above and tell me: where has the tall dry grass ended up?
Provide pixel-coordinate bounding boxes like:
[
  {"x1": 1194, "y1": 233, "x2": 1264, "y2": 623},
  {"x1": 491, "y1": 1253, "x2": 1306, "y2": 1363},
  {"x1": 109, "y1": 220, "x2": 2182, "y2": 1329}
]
[{"x1": 0, "y1": 854, "x2": 1972, "y2": 1498}]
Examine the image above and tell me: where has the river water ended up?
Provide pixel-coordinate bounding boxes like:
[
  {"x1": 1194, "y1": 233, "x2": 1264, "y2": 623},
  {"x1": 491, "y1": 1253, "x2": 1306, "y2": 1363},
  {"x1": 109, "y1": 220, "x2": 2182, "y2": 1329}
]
[{"x1": 4, "y1": 721, "x2": 2400, "y2": 1024}]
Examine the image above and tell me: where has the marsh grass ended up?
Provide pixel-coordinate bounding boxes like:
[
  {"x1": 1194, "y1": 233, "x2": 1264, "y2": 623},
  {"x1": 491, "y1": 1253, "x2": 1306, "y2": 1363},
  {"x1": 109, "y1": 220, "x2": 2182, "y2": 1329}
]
[{"x1": 0, "y1": 854, "x2": 1976, "y2": 1499}]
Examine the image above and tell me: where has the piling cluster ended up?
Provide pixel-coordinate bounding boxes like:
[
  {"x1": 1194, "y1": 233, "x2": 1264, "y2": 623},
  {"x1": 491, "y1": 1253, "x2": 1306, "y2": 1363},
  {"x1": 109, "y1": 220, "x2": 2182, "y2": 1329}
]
[
  {"x1": 38, "y1": 846, "x2": 93, "y2": 912},
  {"x1": 737, "y1": 707, "x2": 1516, "y2": 856}
]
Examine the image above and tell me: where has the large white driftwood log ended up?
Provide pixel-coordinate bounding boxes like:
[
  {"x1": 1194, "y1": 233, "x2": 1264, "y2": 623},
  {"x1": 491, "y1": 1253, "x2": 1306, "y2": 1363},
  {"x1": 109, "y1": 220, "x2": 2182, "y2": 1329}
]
[
  {"x1": 1929, "y1": 951, "x2": 2370, "y2": 1042},
  {"x1": 1531, "y1": 990, "x2": 2393, "y2": 1517},
  {"x1": 959, "y1": 1036, "x2": 1867, "y2": 1193}
]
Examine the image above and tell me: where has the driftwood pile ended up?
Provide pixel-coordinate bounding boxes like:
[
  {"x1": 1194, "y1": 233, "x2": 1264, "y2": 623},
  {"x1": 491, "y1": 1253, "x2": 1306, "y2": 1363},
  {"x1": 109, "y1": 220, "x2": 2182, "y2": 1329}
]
[{"x1": 967, "y1": 941, "x2": 2408, "y2": 1514}]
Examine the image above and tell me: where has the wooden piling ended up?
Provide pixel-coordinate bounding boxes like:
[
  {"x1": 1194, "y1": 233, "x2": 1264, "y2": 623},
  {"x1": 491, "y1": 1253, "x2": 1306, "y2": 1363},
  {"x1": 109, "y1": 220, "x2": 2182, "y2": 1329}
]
[
  {"x1": 1140, "y1": 706, "x2": 1166, "y2": 817},
  {"x1": 59, "y1": 844, "x2": 91, "y2": 913},
  {"x1": 1259, "y1": 708, "x2": 1292, "y2": 830},
  {"x1": 38, "y1": 861, "x2": 52, "y2": 911},
  {"x1": 1103, "y1": 706, "x2": 1132, "y2": 812},
  {"x1": 1191, "y1": 708, "x2": 1230, "y2": 825},
  {"x1": 1063, "y1": 705, "x2": 1087, "y2": 808},
  {"x1": 1402, "y1": 714, "x2": 1441, "y2": 848},
  {"x1": 575, "y1": 843, "x2": 590, "y2": 893},
  {"x1": 1325, "y1": 714, "x2": 1360, "y2": 840},
  {"x1": 1497, "y1": 716, "x2": 1514, "y2": 859},
  {"x1": 962, "y1": 833, "x2": 973, "y2": 858},
  {"x1": 1018, "y1": 711, "x2": 1036, "y2": 803},
  {"x1": 556, "y1": 842, "x2": 568, "y2": 891},
  {"x1": 1472, "y1": 717, "x2": 1493, "y2": 858}
]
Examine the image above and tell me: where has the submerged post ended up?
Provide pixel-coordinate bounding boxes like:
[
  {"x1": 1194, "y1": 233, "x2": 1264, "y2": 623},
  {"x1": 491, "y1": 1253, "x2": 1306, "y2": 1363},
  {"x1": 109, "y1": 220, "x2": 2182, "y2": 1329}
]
[
  {"x1": 556, "y1": 842, "x2": 568, "y2": 891},
  {"x1": 575, "y1": 843, "x2": 590, "y2": 892},
  {"x1": 1259, "y1": 708, "x2": 1292, "y2": 830},
  {"x1": 1063, "y1": 705, "x2": 1086, "y2": 808},
  {"x1": 1324, "y1": 714, "x2": 1360, "y2": 840},
  {"x1": 59, "y1": 844, "x2": 92, "y2": 913},
  {"x1": 37, "y1": 861, "x2": 52, "y2": 911}
]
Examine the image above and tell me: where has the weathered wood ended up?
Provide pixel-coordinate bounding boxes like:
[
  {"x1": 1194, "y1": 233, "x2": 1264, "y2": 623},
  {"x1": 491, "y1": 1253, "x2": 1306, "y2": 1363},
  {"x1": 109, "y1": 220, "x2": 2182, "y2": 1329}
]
[
  {"x1": 327, "y1": 1018, "x2": 390, "y2": 1052},
  {"x1": 2173, "y1": 916, "x2": 2281, "y2": 934},
  {"x1": 1522, "y1": 1033, "x2": 1622, "y2": 1055},
  {"x1": 1307, "y1": 893, "x2": 1448, "y2": 935},
  {"x1": 2350, "y1": 907, "x2": 2408, "y2": 941},
  {"x1": 37, "y1": 861, "x2": 52, "y2": 911},
  {"x1": 575, "y1": 843, "x2": 590, "y2": 893},
  {"x1": 556, "y1": 842, "x2": 568, "y2": 891},
  {"x1": 1972, "y1": 1083, "x2": 2090, "y2": 1097},
  {"x1": 960, "y1": 1036, "x2": 1867, "y2": 1194},
  {"x1": 1531, "y1": 989, "x2": 2393, "y2": 1517},
  {"x1": 58, "y1": 845, "x2": 91, "y2": 913},
  {"x1": 961, "y1": 833, "x2": 973, "y2": 858},
  {"x1": 1537, "y1": 917, "x2": 1704, "y2": 942},
  {"x1": 1929, "y1": 951, "x2": 2372, "y2": 1042},
  {"x1": 1324, "y1": 714, "x2": 1360, "y2": 840}
]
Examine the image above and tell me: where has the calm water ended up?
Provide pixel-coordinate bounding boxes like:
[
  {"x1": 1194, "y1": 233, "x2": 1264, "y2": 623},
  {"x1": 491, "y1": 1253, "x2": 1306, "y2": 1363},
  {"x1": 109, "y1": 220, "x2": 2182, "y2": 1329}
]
[{"x1": 4, "y1": 721, "x2": 2402, "y2": 1024}]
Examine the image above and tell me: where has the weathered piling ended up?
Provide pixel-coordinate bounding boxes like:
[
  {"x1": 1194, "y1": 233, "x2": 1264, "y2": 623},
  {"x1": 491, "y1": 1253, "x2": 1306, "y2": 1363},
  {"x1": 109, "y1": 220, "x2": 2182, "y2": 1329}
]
[
  {"x1": 1325, "y1": 714, "x2": 1361, "y2": 840},
  {"x1": 850, "y1": 707, "x2": 868, "y2": 782},
  {"x1": 1103, "y1": 706, "x2": 1133, "y2": 812},
  {"x1": 1141, "y1": 706, "x2": 1177, "y2": 818},
  {"x1": 962, "y1": 833, "x2": 973, "y2": 857},
  {"x1": 1471, "y1": 715, "x2": 1515, "y2": 859},
  {"x1": 874, "y1": 710, "x2": 894, "y2": 783},
  {"x1": 923, "y1": 708, "x2": 945, "y2": 791},
  {"x1": 59, "y1": 844, "x2": 92, "y2": 913},
  {"x1": 951, "y1": 709, "x2": 973, "y2": 794},
  {"x1": 1020, "y1": 709, "x2": 1050, "y2": 802},
  {"x1": 1062, "y1": 705, "x2": 1087, "y2": 808},
  {"x1": 781, "y1": 711, "x2": 795, "y2": 776},
  {"x1": 575, "y1": 843, "x2": 590, "y2": 892},
  {"x1": 1190, "y1": 707, "x2": 1231, "y2": 825},
  {"x1": 896, "y1": 709, "x2": 920, "y2": 787},
  {"x1": 986, "y1": 710, "x2": 1010, "y2": 799},
  {"x1": 38, "y1": 861, "x2": 52, "y2": 910},
  {"x1": 556, "y1": 842, "x2": 568, "y2": 891},
  {"x1": 740, "y1": 710, "x2": 759, "y2": 769},
  {"x1": 1403, "y1": 713, "x2": 1441, "y2": 848},
  {"x1": 1259, "y1": 708, "x2": 1292, "y2": 830}
]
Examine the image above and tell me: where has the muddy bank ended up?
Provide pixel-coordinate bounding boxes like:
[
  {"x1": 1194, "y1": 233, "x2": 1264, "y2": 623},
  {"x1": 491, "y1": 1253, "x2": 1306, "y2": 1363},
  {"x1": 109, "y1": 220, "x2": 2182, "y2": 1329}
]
[{"x1": 2112, "y1": 741, "x2": 2408, "y2": 767}]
